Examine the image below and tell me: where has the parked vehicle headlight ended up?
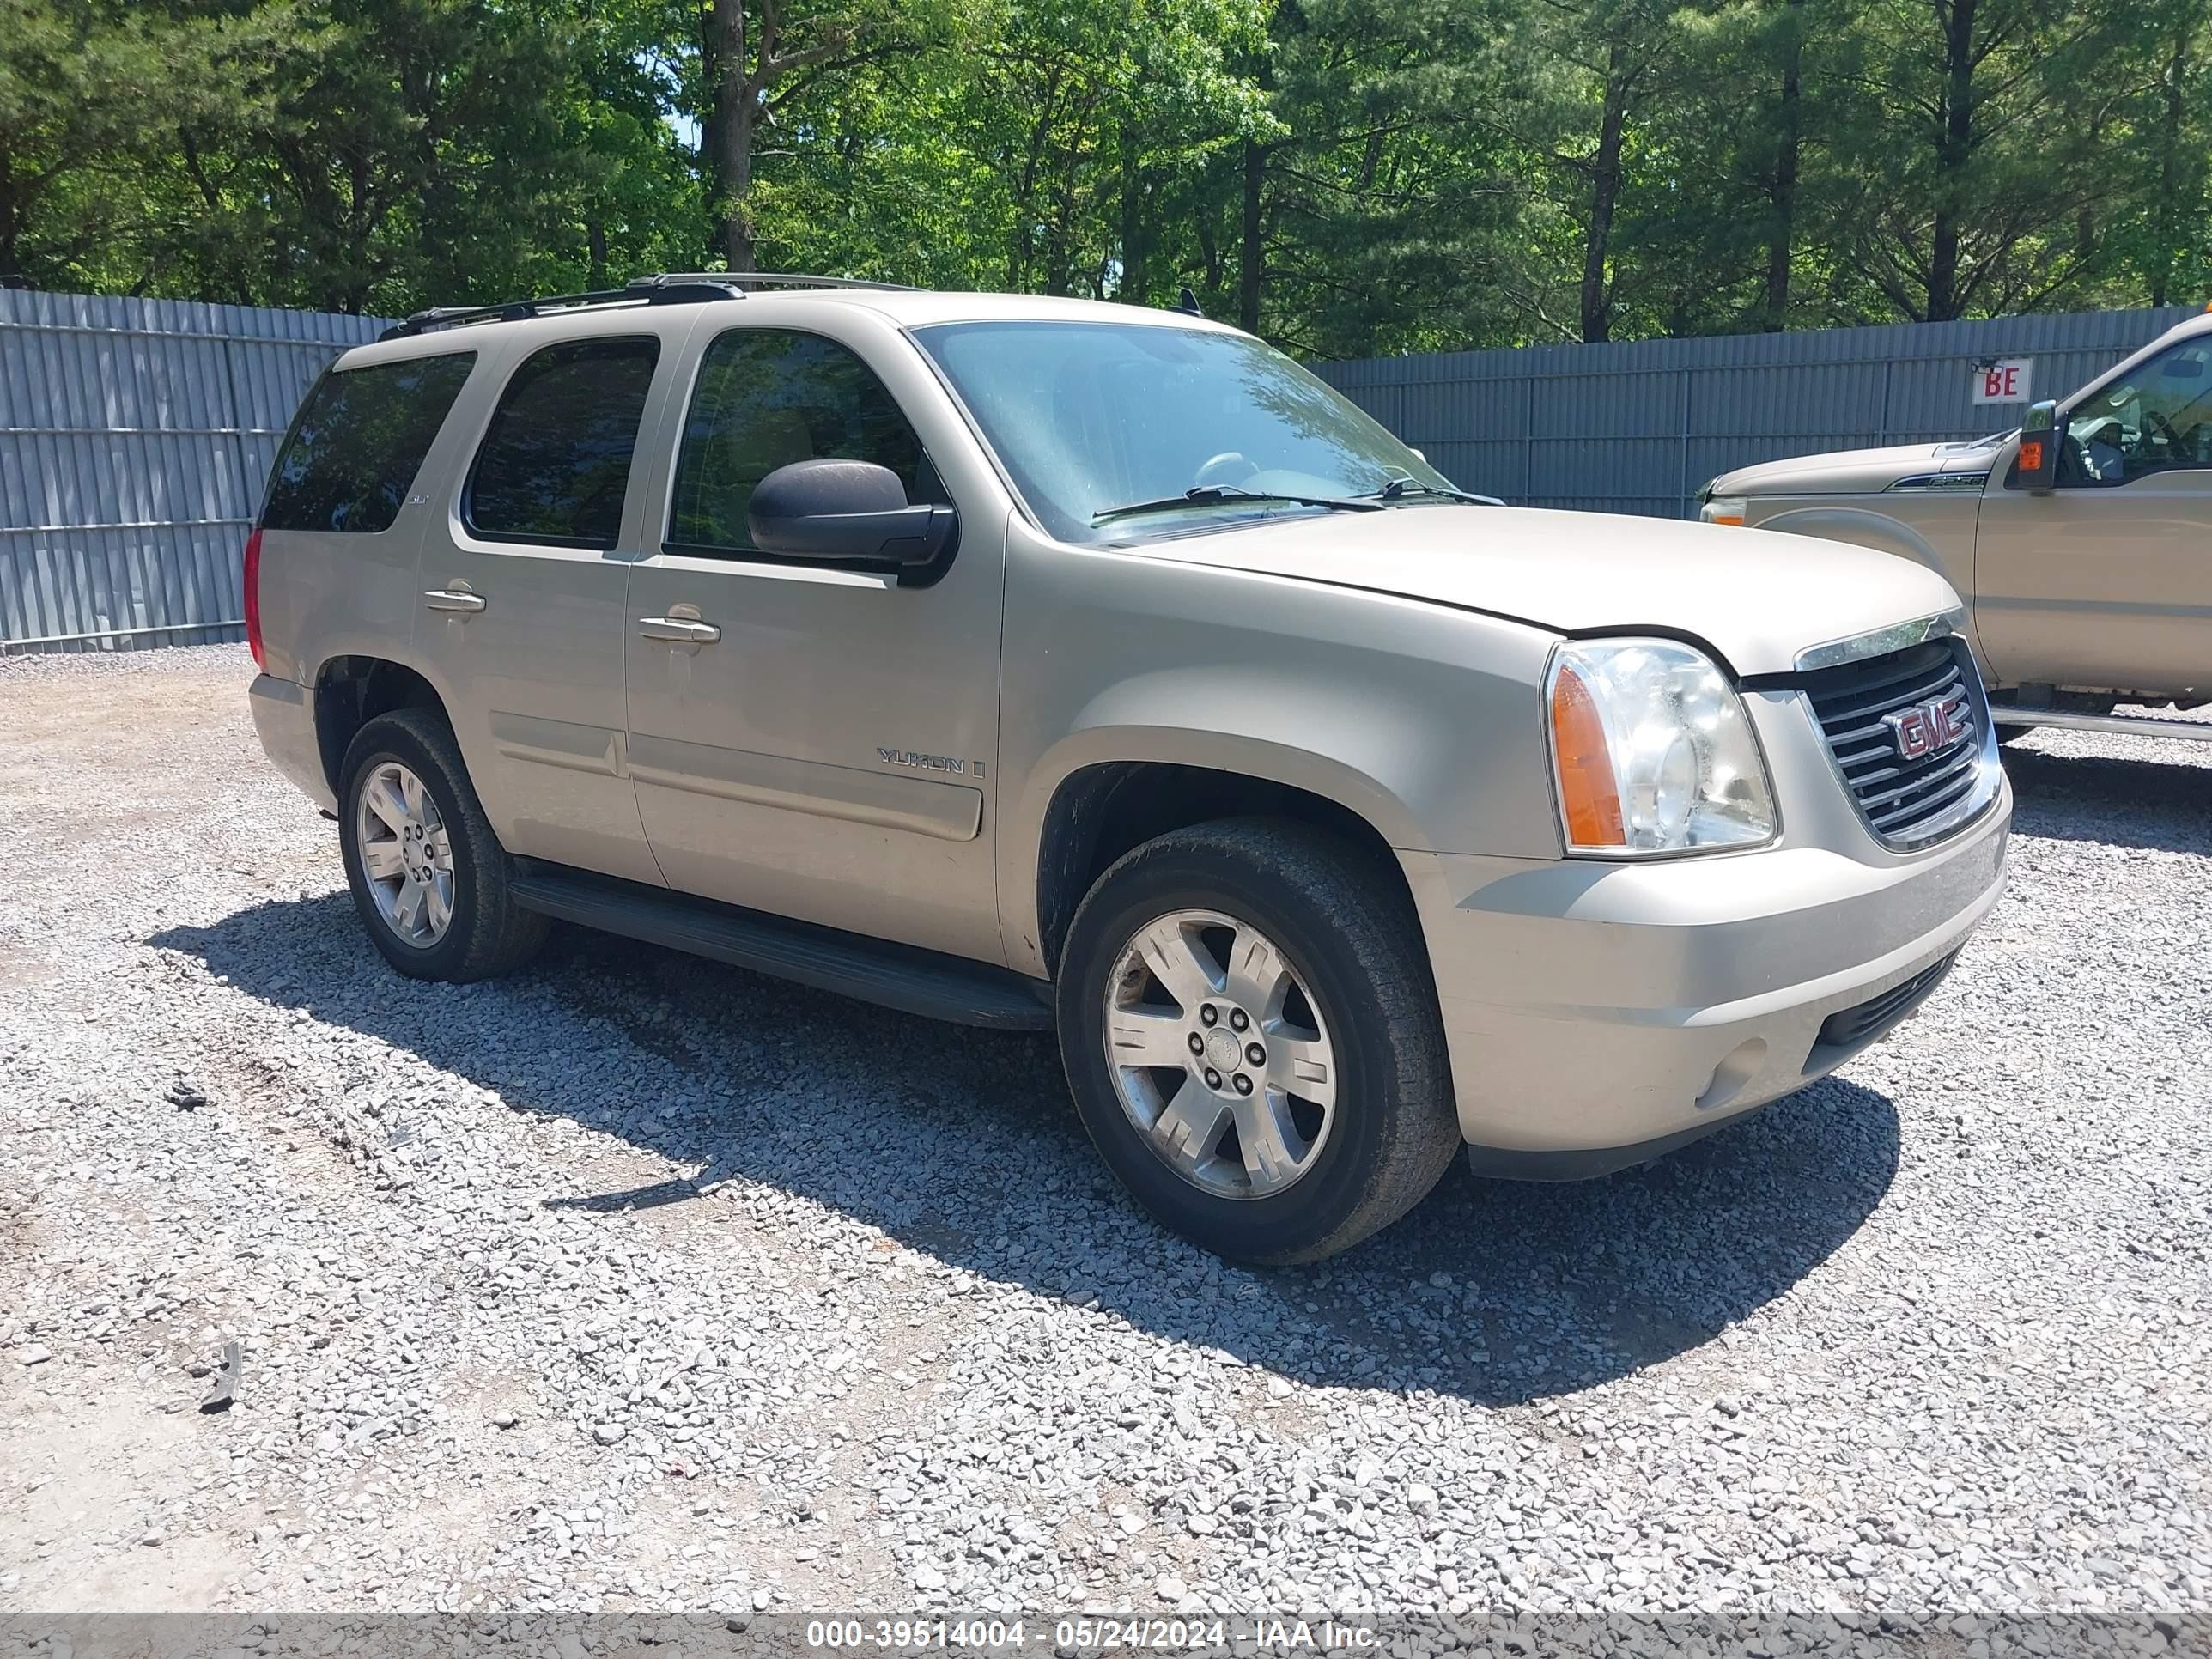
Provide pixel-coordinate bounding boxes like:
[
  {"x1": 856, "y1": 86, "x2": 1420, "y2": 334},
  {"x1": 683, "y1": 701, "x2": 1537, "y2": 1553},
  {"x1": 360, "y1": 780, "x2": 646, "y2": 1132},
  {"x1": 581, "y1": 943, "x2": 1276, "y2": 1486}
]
[
  {"x1": 1546, "y1": 639, "x2": 1777, "y2": 855},
  {"x1": 1699, "y1": 495, "x2": 1747, "y2": 526}
]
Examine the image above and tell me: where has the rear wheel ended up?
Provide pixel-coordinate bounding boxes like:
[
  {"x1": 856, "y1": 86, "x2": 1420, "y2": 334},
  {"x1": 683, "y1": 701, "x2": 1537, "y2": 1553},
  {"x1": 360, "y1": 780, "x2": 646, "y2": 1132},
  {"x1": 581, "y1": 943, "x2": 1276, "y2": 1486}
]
[
  {"x1": 338, "y1": 709, "x2": 546, "y2": 982},
  {"x1": 1055, "y1": 818, "x2": 1461, "y2": 1265}
]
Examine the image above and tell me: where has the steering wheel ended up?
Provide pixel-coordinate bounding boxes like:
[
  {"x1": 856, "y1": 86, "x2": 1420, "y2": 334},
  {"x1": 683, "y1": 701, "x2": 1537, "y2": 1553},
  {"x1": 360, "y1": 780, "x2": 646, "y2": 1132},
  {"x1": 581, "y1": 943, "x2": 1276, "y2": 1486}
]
[{"x1": 1194, "y1": 451, "x2": 1255, "y2": 488}]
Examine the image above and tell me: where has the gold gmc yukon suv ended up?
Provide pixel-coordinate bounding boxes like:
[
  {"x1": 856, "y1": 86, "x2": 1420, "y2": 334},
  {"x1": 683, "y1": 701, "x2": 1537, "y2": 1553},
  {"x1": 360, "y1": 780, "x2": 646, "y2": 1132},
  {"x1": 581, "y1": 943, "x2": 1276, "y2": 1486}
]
[
  {"x1": 1703, "y1": 308, "x2": 2212, "y2": 743},
  {"x1": 246, "y1": 273, "x2": 2011, "y2": 1264}
]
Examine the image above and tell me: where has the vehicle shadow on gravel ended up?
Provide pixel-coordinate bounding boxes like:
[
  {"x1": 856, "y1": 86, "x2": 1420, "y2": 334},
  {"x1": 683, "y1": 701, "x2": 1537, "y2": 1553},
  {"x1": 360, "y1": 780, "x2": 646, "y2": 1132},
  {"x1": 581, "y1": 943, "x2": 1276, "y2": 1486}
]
[
  {"x1": 2002, "y1": 748, "x2": 2210, "y2": 852},
  {"x1": 155, "y1": 894, "x2": 1901, "y2": 1408}
]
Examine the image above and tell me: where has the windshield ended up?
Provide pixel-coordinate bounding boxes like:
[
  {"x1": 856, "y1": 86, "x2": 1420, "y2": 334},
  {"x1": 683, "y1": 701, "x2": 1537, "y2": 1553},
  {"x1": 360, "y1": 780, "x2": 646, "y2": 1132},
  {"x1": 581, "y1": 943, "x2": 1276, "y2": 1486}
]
[{"x1": 913, "y1": 320, "x2": 1458, "y2": 543}]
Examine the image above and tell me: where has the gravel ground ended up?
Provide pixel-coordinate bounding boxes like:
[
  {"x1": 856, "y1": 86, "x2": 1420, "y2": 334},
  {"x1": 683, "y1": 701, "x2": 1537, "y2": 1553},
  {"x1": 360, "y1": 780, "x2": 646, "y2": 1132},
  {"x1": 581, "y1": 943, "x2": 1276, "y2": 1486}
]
[{"x1": 1, "y1": 644, "x2": 2208, "y2": 1622}]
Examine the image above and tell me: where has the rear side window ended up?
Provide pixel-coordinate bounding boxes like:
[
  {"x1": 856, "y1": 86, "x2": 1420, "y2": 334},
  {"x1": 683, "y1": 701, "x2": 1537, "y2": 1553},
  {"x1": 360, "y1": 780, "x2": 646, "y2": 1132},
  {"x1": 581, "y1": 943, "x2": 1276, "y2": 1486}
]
[
  {"x1": 669, "y1": 329, "x2": 939, "y2": 555},
  {"x1": 263, "y1": 352, "x2": 475, "y2": 533},
  {"x1": 466, "y1": 337, "x2": 661, "y2": 549}
]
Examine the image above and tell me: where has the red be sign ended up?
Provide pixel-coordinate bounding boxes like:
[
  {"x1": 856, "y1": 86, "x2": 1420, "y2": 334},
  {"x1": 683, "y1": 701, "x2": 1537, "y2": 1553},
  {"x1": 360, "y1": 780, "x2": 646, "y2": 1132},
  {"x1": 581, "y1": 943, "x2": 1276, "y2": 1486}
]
[{"x1": 1971, "y1": 358, "x2": 2033, "y2": 404}]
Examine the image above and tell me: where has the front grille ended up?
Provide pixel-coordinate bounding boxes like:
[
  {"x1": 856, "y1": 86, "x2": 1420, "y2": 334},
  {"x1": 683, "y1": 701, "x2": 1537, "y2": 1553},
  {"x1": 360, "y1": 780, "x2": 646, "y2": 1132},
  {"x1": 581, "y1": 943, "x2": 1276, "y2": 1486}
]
[
  {"x1": 1795, "y1": 637, "x2": 1996, "y2": 849},
  {"x1": 1817, "y1": 950, "x2": 1960, "y2": 1049}
]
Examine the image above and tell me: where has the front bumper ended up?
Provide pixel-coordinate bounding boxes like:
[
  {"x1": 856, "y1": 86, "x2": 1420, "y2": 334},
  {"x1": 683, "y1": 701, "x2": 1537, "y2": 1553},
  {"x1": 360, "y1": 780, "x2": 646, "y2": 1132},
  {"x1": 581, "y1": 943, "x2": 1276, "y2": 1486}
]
[
  {"x1": 248, "y1": 672, "x2": 336, "y2": 812},
  {"x1": 1402, "y1": 774, "x2": 2010, "y2": 1176}
]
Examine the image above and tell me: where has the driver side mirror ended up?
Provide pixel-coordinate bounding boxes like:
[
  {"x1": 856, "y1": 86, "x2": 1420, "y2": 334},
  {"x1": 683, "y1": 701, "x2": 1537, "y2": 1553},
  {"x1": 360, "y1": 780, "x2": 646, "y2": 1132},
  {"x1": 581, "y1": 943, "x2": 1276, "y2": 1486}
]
[
  {"x1": 2012, "y1": 399, "x2": 2062, "y2": 494},
  {"x1": 749, "y1": 459, "x2": 957, "y2": 574}
]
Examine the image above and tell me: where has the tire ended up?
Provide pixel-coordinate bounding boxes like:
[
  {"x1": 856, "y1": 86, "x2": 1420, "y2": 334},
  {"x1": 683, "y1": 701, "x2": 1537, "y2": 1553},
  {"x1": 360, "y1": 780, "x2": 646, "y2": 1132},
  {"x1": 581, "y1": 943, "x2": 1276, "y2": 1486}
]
[
  {"x1": 337, "y1": 708, "x2": 547, "y2": 982},
  {"x1": 1054, "y1": 817, "x2": 1461, "y2": 1266}
]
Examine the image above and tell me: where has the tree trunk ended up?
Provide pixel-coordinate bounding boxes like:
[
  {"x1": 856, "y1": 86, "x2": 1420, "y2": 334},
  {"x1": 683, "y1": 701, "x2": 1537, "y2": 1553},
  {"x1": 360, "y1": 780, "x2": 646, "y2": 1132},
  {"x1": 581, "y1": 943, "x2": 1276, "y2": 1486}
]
[
  {"x1": 1118, "y1": 122, "x2": 1146, "y2": 305},
  {"x1": 1762, "y1": 3, "x2": 1802, "y2": 332},
  {"x1": 1928, "y1": 0, "x2": 1976, "y2": 321},
  {"x1": 0, "y1": 149, "x2": 18, "y2": 278},
  {"x1": 1238, "y1": 137, "x2": 1264, "y2": 333},
  {"x1": 1580, "y1": 44, "x2": 1631, "y2": 343},
  {"x1": 1045, "y1": 177, "x2": 1073, "y2": 296},
  {"x1": 711, "y1": 0, "x2": 756, "y2": 272},
  {"x1": 2151, "y1": 28, "x2": 2189, "y2": 307},
  {"x1": 587, "y1": 218, "x2": 609, "y2": 289}
]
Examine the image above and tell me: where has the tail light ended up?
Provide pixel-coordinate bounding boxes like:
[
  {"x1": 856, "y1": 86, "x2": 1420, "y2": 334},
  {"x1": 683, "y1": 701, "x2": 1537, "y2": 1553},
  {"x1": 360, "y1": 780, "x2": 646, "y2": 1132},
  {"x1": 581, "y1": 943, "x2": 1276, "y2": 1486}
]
[{"x1": 243, "y1": 526, "x2": 265, "y2": 670}]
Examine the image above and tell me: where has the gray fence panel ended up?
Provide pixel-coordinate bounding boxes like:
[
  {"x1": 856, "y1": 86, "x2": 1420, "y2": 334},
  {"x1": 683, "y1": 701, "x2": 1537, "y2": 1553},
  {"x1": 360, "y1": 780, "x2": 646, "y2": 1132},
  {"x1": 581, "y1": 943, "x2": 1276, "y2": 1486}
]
[
  {"x1": 0, "y1": 289, "x2": 389, "y2": 653},
  {"x1": 1317, "y1": 306, "x2": 2194, "y2": 520},
  {"x1": 2, "y1": 290, "x2": 2197, "y2": 651}
]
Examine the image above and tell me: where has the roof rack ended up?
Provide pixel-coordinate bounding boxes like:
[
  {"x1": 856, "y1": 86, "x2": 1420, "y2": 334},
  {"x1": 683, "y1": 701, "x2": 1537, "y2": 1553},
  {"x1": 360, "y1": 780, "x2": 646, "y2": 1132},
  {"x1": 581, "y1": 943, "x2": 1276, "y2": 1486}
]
[
  {"x1": 378, "y1": 270, "x2": 922, "y2": 341},
  {"x1": 653, "y1": 271, "x2": 923, "y2": 294}
]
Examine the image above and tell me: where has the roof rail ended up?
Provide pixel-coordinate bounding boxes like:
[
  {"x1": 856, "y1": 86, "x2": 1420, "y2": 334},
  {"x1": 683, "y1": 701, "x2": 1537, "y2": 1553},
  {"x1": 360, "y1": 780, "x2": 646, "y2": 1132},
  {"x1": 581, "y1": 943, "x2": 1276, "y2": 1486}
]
[
  {"x1": 377, "y1": 274, "x2": 746, "y2": 341},
  {"x1": 376, "y1": 270, "x2": 923, "y2": 341},
  {"x1": 652, "y1": 271, "x2": 925, "y2": 293}
]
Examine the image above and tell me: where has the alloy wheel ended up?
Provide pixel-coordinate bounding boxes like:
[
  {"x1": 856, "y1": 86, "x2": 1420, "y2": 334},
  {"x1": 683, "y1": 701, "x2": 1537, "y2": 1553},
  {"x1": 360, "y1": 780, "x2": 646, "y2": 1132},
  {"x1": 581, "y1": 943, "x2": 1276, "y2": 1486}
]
[
  {"x1": 1100, "y1": 907, "x2": 1338, "y2": 1200},
  {"x1": 355, "y1": 760, "x2": 455, "y2": 947}
]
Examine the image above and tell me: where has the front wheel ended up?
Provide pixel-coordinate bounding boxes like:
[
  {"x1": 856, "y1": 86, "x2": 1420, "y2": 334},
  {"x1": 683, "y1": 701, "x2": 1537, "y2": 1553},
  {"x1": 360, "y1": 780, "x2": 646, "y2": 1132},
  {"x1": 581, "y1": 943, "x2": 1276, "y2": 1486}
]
[{"x1": 1055, "y1": 818, "x2": 1461, "y2": 1265}]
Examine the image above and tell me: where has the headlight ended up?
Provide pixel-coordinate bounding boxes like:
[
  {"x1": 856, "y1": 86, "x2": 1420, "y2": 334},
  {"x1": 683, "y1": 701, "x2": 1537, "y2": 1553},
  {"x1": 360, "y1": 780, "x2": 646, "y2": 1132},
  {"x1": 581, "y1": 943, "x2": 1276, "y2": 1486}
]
[
  {"x1": 1546, "y1": 639, "x2": 1778, "y2": 855},
  {"x1": 1700, "y1": 495, "x2": 1747, "y2": 526}
]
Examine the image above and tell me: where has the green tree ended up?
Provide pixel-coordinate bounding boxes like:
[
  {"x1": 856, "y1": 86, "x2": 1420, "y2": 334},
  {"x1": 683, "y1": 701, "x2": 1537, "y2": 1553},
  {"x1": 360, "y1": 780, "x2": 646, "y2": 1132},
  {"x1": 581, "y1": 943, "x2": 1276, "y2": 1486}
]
[
  {"x1": 0, "y1": 2, "x2": 259, "y2": 288},
  {"x1": 696, "y1": 0, "x2": 969, "y2": 271},
  {"x1": 1819, "y1": 0, "x2": 2128, "y2": 321}
]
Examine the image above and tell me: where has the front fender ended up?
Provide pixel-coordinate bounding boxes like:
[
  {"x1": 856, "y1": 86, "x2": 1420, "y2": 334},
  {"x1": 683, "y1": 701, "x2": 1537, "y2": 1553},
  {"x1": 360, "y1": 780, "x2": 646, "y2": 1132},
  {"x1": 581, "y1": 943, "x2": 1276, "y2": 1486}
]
[{"x1": 995, "y1": 540, "x2": 1564, "y2": 977}]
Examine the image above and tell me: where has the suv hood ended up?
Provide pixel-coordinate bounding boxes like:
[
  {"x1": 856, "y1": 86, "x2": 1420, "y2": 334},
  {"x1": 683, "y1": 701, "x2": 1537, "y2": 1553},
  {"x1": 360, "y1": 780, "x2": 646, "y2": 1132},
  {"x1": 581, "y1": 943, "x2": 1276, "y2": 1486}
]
[
  {"x1": 1152, "y1": 503, "x2": 1960, "y2": 678},
  {"x1": 1708, "y1": 437, "x2": 2004, "y2": 498}
]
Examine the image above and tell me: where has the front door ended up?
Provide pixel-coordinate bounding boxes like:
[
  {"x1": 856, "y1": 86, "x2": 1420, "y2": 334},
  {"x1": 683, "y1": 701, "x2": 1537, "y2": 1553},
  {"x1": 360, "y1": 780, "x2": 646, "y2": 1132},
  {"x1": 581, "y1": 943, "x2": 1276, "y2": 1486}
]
[
  {"x1": 1975, "y1": 334, "x2": 2212, "y2": 697},
  {"x1": 623, "y1": 325, "x2": 1005, "y2": 963},
  {"x1": 414, "y1": 331, "x2": 670, "y2": 887}
]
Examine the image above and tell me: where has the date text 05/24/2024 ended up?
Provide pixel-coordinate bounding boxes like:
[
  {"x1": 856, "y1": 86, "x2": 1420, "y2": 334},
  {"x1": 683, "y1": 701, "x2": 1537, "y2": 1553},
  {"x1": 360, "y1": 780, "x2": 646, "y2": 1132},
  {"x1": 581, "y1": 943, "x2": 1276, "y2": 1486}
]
[{"x1": 805, "y1": 1619, "x2": 1382, "y2": 1652}]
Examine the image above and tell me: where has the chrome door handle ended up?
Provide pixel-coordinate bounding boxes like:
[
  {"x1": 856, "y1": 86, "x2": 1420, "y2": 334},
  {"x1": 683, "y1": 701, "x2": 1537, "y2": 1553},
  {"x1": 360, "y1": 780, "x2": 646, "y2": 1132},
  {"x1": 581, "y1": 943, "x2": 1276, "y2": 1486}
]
[
  {"x1": 637, "y1": 617, "x2": 722, "y2": 644},
  {"x1": 423, "y1": 589, "x2": 486, "y2": 614}
]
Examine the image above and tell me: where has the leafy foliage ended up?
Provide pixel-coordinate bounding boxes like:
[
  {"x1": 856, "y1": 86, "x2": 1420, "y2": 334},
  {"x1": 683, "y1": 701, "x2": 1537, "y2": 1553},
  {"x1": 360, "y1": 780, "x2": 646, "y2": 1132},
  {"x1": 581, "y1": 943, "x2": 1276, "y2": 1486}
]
[{"x1": 3, "y1": 0, "x2": 2206, "y2": 343}]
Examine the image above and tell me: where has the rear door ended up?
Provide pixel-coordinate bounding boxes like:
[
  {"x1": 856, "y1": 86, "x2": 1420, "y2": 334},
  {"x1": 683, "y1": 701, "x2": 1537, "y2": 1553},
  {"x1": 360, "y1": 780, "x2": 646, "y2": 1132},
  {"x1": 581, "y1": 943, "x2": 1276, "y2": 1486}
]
[
  {"x1": 412, "y1": 326, "x2": 673, "y2": 887},
  {"x1": 623, "y1": 318, "x2": 1006, "y2": 963},
  {"x1": 1975, "y1": 333, "x2": 2212, "y2": 696}
]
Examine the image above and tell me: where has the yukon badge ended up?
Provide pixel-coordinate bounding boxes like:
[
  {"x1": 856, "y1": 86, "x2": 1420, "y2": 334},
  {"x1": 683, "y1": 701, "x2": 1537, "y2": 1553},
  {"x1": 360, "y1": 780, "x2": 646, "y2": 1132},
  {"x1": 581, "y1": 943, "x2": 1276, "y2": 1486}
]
[
  {"x1": 878, "y1": 746, "x2": 981, "y2": 777},
  {"x1": 1883, "y1": 690, "x2": 1972, "y2": 762}
]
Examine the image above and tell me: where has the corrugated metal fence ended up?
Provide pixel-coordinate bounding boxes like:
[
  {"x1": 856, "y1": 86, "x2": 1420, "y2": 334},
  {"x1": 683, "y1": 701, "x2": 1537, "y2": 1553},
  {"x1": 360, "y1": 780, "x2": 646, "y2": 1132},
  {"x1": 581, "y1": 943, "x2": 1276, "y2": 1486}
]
[
  {"x1": 0, "y1": 289, "x2": 386, "y2": 653},
  {"x1": 0, "y1": 290, "x2": 2193, "y2": 651},
  {"x1": 1315, "y1": 306, "x2": 2194, "y2": 520}
]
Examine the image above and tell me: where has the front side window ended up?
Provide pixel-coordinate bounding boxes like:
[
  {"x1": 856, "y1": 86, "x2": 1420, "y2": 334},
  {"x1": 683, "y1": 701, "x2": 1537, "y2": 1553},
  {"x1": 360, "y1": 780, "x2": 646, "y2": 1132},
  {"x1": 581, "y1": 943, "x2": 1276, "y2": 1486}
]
[
  {"x1": 669, "y1": 328, "x2": 939, "y2": 556},
  {"x1": 2062, "y1": 339, "x2": 2212, "y2": 487},
  {"x1": 263, "y1": 352, "x2": 475, "y2": 534},
  {"x1": 913, "y1": 320, "x2": 1457, "y2": 544},
  {"x1": 466, "y1": 337, "x2": 661, "y2": 548}
]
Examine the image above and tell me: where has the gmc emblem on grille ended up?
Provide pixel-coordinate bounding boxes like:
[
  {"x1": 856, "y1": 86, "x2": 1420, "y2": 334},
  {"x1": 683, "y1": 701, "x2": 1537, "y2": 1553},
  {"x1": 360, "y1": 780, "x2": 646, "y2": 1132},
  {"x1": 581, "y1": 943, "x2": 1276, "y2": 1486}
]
[{"x1": 1883, "y1": 690, "x2": 1972, "y2": 760}]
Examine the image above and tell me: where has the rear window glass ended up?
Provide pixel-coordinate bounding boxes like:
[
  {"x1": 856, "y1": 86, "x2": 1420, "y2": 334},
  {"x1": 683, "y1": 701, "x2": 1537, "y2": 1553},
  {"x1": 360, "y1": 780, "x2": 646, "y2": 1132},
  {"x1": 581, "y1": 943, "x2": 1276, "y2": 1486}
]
[
  {"x1": 465, "y1": 337, "x2": 661, "y2": 548},
  {"x1": 262, "y1": 352, "x2": 475, "y2": 534}
]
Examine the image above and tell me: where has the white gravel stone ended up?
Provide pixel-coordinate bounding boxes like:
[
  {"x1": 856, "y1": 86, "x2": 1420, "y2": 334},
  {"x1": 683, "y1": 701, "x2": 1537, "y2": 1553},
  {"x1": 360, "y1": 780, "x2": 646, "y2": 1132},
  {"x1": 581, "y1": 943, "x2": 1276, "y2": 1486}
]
[{"x1": 1, "y1": 646, "x2": 2208, "y2": 1621}]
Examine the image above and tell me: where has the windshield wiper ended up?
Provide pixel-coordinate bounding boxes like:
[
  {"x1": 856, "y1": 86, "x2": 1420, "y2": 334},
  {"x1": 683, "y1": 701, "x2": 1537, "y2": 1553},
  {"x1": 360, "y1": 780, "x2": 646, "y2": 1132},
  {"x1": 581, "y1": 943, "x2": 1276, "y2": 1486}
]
[
  {"x1": 1359, "y1": 478, "x2": 1503, "y2": 506},
  {"x1": 1091, "y1": 483, "x2": 1384, "y2": 524}
]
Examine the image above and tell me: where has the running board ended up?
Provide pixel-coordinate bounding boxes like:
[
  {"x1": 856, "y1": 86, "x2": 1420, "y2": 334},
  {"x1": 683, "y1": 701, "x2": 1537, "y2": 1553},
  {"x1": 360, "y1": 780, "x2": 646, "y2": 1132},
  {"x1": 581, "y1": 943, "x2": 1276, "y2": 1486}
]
[
  {"x1": 1993, "y1": 707, "x2": 2212, "y2": 743},
  {"x1": 507, "y1": 865, "x2": 1056, "y2": 1030}
]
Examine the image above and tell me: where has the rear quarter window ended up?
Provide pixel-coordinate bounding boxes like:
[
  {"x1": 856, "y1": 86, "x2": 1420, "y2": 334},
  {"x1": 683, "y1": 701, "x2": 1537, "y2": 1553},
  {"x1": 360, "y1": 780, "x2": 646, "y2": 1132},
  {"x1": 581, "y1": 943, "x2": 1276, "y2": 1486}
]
[{"x1": 263, "y1": 352, "x2": 476, "y2": 533}]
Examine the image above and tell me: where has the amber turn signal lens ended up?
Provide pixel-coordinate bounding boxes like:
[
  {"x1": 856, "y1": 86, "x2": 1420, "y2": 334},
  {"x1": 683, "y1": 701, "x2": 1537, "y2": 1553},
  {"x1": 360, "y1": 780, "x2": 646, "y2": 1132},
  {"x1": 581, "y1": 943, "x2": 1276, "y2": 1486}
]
[
  {"x1": 1549, "y1": 659, "x2": 1626, "y2": 848},
  {"x1": 2019, "y1": 439, "x2": 2044, "y2": 473}
]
